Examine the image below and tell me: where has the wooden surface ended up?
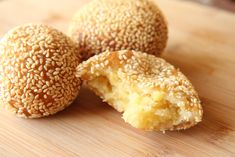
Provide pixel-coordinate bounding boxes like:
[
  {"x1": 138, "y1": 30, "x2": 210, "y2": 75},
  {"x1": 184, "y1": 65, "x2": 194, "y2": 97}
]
[
  {"x1": 186, "y1": 0, "x2": 235, "y2": 12},
  {"x1": 0, "y1": 0, "x2": 235, "y2": 156}
]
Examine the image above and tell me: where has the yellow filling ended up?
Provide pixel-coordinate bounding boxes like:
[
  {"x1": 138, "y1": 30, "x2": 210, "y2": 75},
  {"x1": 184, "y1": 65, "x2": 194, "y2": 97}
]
[{"x1": 87, "y1": 72, "x2": 181, "y2": 131}]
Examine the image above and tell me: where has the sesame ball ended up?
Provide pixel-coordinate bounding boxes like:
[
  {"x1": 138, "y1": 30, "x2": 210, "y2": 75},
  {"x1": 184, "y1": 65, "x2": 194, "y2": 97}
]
[
  {"x1": 76, "y1": 50, "x2": 203, "y2": 131},
  {"x1": 68, "y1": 0, "x2": 168, "y2": 60},
  {"x1": 0, "y1": 24, "x2": 81, "y2": 118}
]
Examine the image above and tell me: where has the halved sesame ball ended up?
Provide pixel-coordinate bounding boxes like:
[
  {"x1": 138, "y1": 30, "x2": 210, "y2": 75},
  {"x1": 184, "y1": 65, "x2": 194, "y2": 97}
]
[
  {"x1": 68, "y1": 0, "x2": 168, "y2": 60},
  {"x1": 76, "y1": 50, "x2": 203, "y2": 131},
  {"x1": 0, "y1": 24, "x2": 81, "y2": 118}
]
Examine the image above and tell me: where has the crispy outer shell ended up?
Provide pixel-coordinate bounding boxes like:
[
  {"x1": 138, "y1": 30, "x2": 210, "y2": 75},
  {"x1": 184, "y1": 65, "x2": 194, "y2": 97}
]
[
  {"x1": 0, "y1": 24, "x2": 81, "y2": 118},
  {"x1": 76, "y1": 50, "x2": 203, "y2": 131},
  {"x1": 69, "y1": 0, "x2": 168, "y2": 60}
]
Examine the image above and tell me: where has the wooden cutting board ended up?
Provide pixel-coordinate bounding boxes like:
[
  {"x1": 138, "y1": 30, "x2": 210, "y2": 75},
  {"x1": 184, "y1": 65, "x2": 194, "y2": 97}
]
[{"x1": 0, "y1": 0, "x2": 235, "y2": 156}]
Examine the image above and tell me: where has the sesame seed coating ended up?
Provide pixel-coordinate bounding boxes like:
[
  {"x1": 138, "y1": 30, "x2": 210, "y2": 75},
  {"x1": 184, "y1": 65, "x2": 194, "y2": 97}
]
[
  {"x1": 68, "y1": 0, "x2": 168, "y2": 60},
  {"x1": 76, "y1": 50, "x2": 203, "y2": 131},
  {"x1": 0, "y1": 24, "x2": 81, "y2": 118}
]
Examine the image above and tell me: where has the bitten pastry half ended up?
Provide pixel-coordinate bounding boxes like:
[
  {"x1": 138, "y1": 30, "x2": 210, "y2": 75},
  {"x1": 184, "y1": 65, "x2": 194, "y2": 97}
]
[
  {"x1": 69, "y1": 0, "x2": 168, "y2": 60},
  {"x1": 76, "y1": 50, "x2": 203, "y2": 131},
  {"x1": 0, "y1": 24, "x2": 81, "y2": 118}
]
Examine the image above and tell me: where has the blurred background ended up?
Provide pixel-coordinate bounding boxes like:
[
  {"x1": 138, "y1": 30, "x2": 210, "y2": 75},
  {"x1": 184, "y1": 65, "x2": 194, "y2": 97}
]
[
  {"x1": 185, "y1": 0, "x2": 235, "y2": 12},
  {"x1": 0, "y1": 0, "x2": 235, "y2": 12}
]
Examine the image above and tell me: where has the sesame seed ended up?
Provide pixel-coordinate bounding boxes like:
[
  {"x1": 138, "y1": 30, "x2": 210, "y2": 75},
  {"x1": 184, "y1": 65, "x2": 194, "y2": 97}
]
[
  {"x1": 76, "y1": 50, "x2": 202, "y2": 131},
  {"x1": 68, "y1": 0, "x2": 168, "y2": 60},
  {"x1": 0, "y1": 23, "x2": 81, "y2": 118}
]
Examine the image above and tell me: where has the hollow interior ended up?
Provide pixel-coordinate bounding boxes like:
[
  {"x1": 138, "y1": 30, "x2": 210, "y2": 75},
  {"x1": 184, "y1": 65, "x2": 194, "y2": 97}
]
[{"x1": 87, "y1": 71, "x2": 191, "y2": 130}]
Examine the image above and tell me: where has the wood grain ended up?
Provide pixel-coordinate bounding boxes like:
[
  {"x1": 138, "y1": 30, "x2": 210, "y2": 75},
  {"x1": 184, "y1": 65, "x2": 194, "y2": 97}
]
[{"x1": 0, "y1": 0, "x2": 235, "y2": 156}]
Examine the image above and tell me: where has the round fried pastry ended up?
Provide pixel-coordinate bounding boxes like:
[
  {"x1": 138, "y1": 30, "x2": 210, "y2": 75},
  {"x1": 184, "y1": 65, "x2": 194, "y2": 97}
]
[
  {"x1": 76, "y1": 50, "x2": 203, "y2": 131},
  {"x1": 69, "y1": 0, "x2": 168, "y2": 60},
  {"x1": 0, "y1": 24, "x2": 81, "y2": 118}
]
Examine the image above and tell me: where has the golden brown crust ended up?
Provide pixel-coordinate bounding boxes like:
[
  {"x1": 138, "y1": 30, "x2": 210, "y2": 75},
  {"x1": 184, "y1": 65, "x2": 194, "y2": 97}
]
[
  {"x1": 76, "y1": 50, "x2": 203, "y2": 131},
  {"x1": 69, "y1": 0, "x2": 168, "y2": 60},
  {"x1": 0, "y1": 23, "x2": 81, "y2": 118}
]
